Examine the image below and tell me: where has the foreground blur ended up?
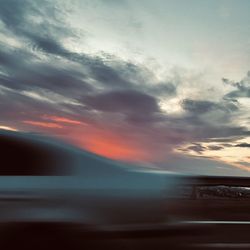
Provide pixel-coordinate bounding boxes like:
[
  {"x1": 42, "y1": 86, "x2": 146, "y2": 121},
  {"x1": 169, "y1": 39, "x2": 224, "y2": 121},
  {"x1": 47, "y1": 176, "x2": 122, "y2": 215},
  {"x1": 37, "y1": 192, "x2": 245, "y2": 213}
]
[{"x1": 1, "y1": 130, "x2": 250, "y2": 249}]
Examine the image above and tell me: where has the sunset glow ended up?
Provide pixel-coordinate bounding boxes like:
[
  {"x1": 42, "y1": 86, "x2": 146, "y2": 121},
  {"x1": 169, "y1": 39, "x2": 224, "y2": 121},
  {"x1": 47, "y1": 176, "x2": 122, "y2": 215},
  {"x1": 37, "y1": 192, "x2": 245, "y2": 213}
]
[{"x1": 79, "y1": 133, "x2": 153, "y2": 162}]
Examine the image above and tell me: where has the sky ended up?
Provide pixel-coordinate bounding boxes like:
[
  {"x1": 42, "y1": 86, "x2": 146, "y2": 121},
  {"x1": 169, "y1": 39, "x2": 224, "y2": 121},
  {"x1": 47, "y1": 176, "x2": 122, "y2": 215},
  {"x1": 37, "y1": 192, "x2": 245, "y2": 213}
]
[{"x1": 0, "y1": 0, "x2": 250, "y2": 176}]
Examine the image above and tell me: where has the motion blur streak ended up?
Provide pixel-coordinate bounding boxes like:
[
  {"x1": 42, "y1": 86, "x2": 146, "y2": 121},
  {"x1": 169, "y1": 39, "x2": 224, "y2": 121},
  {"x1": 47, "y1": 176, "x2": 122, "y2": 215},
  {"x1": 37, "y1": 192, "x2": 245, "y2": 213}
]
[{"x1": 1, "y1": 131, "x2": 250, "y2": 249}]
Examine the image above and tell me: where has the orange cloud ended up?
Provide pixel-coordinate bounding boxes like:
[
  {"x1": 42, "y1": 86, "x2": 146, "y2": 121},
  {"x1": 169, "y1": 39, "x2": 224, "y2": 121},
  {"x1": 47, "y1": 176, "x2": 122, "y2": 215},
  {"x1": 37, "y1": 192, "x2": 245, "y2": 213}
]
[
  {"x1": 23, "y1": 120, "x2": 63, "y2": 129},
  {"x1": 22, "y1": 118, "x2": 158, "y2": 163},
  {"x1": 67, "y1": 125, "x2": 155, "y2": 163},
  {"x1": 85, "y1": 135, "x2": 150, "y2": 162},
  {"x1": 42, "y1": 115, "x2": 84, "y2": 125}
]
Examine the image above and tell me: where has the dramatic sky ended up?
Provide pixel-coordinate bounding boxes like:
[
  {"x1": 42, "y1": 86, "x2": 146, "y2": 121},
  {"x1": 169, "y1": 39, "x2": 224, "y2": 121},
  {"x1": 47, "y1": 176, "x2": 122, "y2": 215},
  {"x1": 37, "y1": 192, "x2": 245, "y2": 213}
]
[{"x1": 0, "y1": 0, "x2": 250, "y2": 175}]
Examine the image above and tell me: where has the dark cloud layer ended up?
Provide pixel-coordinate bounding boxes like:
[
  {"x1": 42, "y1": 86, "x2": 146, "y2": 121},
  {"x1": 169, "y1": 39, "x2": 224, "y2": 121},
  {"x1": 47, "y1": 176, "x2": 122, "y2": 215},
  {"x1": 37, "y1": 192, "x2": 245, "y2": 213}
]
[
  {"x1": 207, "y1": 145, "x2": 224, "y2": 151},
  {"x1": 187, "y1": 144, "x2": 206, "y2": 154},
  {"x1": 186, "y1": 143, "x2": 225, "y2": 154},
  {"x1": 181, "y1": 99, "x2": 238, "y2": 114},
  {"x1": 223, "y1": 72, "x2": 250, "y2": 99},
  {"x1": 85, "y1": 90, "x2": 160, "y2": 114},
  {"x1": 235, "y1": 143, "x2": 250, "y2": 148}
]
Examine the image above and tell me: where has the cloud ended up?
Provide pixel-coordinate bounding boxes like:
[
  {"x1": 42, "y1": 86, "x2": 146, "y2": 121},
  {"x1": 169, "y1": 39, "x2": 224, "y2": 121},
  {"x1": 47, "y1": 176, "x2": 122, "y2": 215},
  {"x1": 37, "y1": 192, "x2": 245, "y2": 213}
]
[
  {"x1": 185, "y1": 143, "x2": 226, "y2": 154},
  {"x1": 0, "y1": 0, "x2": 73, "y2": 42},
  {"x1": 85, "y1": 89, "x2": 160, "y2": 114},
  {"x1": 22, "y1": 120, "x2": 63, "y2": 129},
  {"x1": 187, "y1": 143, "x2": 206, "y2": 154},
  {"x1": 158, "y1": 154, "x2": 250, "y2": 176},
  {"x1": 84, "y1": 89, "x2": 167, "y2": 124},
  {"x1": 207, "y1": 145, "x2": 224, "y2": 151},
  {"x1": 223, "y1": 72, "x2": 250, "y2": 99},
  {"x1": 182, "y1": 99, "x2": 219, "y2": 113},
  {"x1": 181, "y1": 98, "x2": 238, "y2": 114},
  {"x1": 42, "y1": 115, "x2": 84, "y2": 125},
  {"x1": 235, "y1": 143, "x2": 250, "y2": 148},
  {"x1": 224, "y1": 88, "x2": 250, "y2": 99}
]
